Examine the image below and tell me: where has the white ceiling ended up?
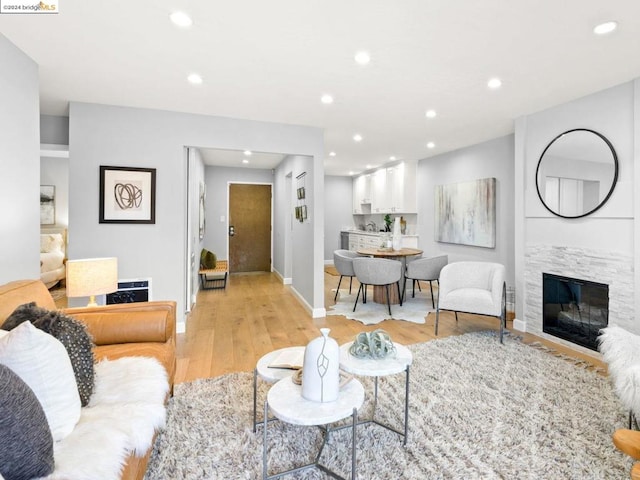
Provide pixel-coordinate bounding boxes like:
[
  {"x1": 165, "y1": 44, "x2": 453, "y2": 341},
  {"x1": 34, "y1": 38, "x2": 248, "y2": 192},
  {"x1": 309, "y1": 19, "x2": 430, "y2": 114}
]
[{"x1": 2, "y1": 0, "x2": 640, "y2": 175}]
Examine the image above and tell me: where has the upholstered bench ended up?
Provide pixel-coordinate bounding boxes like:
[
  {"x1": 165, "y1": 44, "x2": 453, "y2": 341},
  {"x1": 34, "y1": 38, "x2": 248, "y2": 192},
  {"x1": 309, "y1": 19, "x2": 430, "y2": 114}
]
[{"x1": 199, "y1": 260, "x2": 228, "y2": 290}]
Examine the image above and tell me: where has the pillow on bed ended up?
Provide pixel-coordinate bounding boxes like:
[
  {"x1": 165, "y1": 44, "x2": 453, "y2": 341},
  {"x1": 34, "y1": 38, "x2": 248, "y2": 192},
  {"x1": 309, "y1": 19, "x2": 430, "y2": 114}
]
[
  {"x1": 0, "y1": 363, "x2": 55, "y2": 480},
  {"x1": 40, "y1": 233, "x2": 64, "y2": 254},
  {"x1": 2, "y1": 303, "x2": 95, "y2": 407}
]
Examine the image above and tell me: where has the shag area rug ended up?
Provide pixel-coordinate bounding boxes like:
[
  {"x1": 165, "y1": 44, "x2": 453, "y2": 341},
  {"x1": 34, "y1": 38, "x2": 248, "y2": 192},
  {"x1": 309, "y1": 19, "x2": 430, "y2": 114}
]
[
  {"x1": 327, "y1": 288, "x2": 434, "y2": 325},
  {"x1": 145, "y1": 332, "x2": 630, "y2": 479}
]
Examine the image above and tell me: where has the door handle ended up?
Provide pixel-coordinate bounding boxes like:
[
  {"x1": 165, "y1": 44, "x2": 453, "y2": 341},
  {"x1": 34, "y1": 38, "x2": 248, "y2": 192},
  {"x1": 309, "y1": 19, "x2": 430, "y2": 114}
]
[{"x1": 229, "y1": 225, "x2": 235, "y2": 237}]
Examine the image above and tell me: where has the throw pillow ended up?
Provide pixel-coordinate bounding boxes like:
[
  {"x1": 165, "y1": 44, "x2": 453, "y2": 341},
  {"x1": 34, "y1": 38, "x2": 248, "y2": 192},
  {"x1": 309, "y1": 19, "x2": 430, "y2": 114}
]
[
  {"x1": 3, "y1": 302, "x2": 95, "y2": 406},
  {"x1": 0, "y1": 363, "x2": 54, "y2": 480},
  {"x1": 200, "y1": 248, "x2": 217, "y2": 269},
  {"x1": 0, "y1": 321, "x2": 81, "y2": 442}
]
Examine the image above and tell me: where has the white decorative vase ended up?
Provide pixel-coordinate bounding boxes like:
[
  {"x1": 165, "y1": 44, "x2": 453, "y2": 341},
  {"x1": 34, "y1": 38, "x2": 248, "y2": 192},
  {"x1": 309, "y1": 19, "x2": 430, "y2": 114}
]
[
  {"x1": 302, "y1": 328, "x2": 339, "y2": 403},
  {"x1": 392, "y1": 216, "x2": 402, "y2": 251}
]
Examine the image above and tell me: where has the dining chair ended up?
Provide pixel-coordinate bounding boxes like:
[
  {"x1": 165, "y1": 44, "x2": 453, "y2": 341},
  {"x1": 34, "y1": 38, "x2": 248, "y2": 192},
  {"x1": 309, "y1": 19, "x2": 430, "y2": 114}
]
[
  {"x1": 352, "y1": 257, "x2": 403, "y2": 316},
  {"x1": 333, "y1": 250, "x2": 359, "y2": 302},
  {"x1": 435, "y1": 261, "x2": 507, "y2": 343},
  {"x1": 403, "y1": 255, "x2": 448, "y2": 307}
]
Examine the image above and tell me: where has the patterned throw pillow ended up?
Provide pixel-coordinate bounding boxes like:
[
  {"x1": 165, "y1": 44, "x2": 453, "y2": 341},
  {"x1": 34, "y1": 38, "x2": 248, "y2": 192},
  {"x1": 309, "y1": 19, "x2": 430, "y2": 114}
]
[
  {"x1": 0, "y1": 363, "x2": 55, "y2": 480},
  {"x1": 2, "y1": 303, "x2": 96, "y2": 406}
]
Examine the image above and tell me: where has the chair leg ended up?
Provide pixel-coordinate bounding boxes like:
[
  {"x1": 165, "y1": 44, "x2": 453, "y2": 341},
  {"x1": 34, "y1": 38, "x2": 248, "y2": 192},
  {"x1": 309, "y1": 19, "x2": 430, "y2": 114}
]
[
  {"x1": 402, "y1": 277, "x2": 407, "y2": 303},
  {"x1": 353, "y1": 284, "x2": 363, "y2": 312},
  {"x1": 454, "y1": 312, "x2": 459, "y2": 322},
  {"x1": 349, "y1": 276, "x2": 353, "y2": 295},
  {"x1": 412, "y1": 279, "x2": 416, "y2": 298},
  {"x1": 385, "y1": 284, "x2": 392, "y2": 316},
  {"x1": 435, "y1": 307, "x2": 440, "y2": 336},
  {"x1": 334, "y1": 275, "x2": 343, "y2": 302},
  {"x1": 397, "y1": 281, "x2": 403, "y2": 306},
  {"x1": 429, "y1": 281, "x2": 435, "y2": 308}
]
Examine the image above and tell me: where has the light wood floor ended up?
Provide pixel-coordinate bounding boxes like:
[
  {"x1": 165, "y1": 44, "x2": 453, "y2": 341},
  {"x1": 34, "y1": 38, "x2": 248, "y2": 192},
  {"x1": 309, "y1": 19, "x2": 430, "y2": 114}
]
[{"x1": 175, "y1": 271, "x2": 605, "y2": 383}]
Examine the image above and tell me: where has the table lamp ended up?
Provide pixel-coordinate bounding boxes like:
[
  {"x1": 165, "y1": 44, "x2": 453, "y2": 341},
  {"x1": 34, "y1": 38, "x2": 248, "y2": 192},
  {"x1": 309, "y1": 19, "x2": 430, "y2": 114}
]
[{"x1": 66, "y1": 257, "x2": 118, "y2": 307}]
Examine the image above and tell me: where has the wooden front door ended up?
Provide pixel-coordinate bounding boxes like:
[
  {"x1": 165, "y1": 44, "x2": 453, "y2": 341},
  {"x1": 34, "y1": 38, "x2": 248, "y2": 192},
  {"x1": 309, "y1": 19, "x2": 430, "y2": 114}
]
[{"x1": 229, "y1": 184, "x2": 272, "y2": 273}]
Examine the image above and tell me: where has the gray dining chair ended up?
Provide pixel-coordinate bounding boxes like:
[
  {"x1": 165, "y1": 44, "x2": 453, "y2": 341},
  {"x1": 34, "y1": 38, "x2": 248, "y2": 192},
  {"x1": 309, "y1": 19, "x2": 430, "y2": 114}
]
[
  {"x1": 403, "y1": 255, "x2": 448, "y2": 307},
  {"x1": 352, "y1": 257, "x2": 403, "y2": 316},
  {"x1": 435, "y1": 261, "x2": 507, "y2": 343},
  {"x1": 333, "y1": 250, "x2": 359, "y2": 301}
]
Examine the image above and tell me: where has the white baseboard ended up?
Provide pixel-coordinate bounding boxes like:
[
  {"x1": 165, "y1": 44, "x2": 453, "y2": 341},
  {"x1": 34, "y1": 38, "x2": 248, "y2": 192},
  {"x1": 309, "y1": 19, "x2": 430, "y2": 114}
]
[
  {"x1": 176, "y1": 321, "x2": 186, "y2": 334},
  {"x1": 283, "y1": 277, "x2": 292, "y2": 285},
  {"x1": 512, "y1": 318, "x2": 526, "y2": 332}
]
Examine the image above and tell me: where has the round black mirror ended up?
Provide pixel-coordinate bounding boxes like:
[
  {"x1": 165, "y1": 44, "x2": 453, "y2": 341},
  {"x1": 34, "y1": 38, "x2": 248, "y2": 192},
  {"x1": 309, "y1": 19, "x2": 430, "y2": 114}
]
[{"x1": 535, "y1": 128, "x2": 618, "y2": 218}]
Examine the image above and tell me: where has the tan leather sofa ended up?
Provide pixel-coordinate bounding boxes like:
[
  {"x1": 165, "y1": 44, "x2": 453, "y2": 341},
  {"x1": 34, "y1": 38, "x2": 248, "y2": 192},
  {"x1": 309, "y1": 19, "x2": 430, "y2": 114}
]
[{"x1": 0, "y1": 279, "x2": 176, "y2": 480}]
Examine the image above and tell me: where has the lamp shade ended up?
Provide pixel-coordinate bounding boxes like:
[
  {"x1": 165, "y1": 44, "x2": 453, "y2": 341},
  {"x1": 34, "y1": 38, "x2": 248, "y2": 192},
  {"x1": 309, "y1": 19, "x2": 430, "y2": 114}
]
[{"x1": 66, "y1": 257, "x2": 118, "y2": 303}]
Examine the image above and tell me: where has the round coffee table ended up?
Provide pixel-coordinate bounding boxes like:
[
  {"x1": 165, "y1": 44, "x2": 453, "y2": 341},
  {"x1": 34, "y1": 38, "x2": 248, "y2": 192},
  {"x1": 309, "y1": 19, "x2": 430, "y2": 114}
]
[
  {"x1": 252, "y1": 346, "x2": 305, "y2": 431},
  {"x1": 263, "y1": 376, "x2": 364, "y2": 480},
  {"x1": 339, "y1": 341, "x2": 413, "y2": 444}
]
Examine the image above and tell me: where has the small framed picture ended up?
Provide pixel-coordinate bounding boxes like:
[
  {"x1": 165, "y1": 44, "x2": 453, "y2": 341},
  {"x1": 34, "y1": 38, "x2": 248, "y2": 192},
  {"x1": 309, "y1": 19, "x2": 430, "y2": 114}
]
[
  {"x1": 302, "y1": 205, "x2": 308, "y2": 220},
  {"x1": 40, "y1": 185, "x2": 55, "y2": 225},
  {"x1": 99, "y1": 166, "x2": 156, "y2": 224}
]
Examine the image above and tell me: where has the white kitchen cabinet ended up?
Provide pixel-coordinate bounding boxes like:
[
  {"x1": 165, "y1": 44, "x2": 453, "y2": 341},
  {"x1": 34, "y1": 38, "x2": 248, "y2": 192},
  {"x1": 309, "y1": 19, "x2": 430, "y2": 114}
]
[
  {"x1": 370, "y1": 161, "x2": 417, "y2": 214},
  {"x1": 352, "y1": 174, "x2": 372, "y2": 214}
]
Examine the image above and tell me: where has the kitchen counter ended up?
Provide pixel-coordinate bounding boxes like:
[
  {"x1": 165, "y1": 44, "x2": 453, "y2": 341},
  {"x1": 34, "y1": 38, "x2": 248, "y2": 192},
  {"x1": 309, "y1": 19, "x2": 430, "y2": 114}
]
[{"x1": 343, "y1": 230, "x2": 419, "y2": 250}]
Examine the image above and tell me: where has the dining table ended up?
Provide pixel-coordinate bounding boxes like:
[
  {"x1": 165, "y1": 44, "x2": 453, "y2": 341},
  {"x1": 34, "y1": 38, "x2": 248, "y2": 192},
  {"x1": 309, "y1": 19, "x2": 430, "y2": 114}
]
[{"x1": 356, "y1": 247, "x2": 423, "y2": 305}]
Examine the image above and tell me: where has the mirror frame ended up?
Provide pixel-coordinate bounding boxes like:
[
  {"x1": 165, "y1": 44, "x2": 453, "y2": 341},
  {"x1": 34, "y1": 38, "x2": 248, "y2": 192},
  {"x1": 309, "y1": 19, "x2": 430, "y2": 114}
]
[{"x1": 535, "y1": 128, "x2": 619, "y2": 219}]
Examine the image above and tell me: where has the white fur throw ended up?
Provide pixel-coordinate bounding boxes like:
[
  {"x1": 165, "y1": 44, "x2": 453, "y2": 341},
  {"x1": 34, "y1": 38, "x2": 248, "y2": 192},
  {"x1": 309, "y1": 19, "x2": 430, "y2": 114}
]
[
  {"x1": 598, "y1": 325, "x2": 640, "y2": 417},
  {"x1": 42, "y1": 356, "x2": 169, "y2": 480}
]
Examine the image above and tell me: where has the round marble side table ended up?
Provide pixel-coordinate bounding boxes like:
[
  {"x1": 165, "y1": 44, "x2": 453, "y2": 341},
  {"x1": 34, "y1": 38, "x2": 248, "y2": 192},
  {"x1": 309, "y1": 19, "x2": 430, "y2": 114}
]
[
  {"x1": 252, "y1": 346, "x2": 305, "y2": 432},
  {"x1": 339, "y1": 341, "x2": 413, "y2": 445},
  {"x1": 263, "y1": 376, "x2": 364, "y2": 480}
]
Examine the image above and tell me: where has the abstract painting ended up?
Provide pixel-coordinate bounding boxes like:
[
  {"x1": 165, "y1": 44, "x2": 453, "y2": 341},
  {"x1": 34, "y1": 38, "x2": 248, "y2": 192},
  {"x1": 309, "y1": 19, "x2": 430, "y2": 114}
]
[
  {"x1": 40, "y1": 185, "x2": 55, "y2": 225},
  {"x1": 99, "y1": 166, "x2": 156, "y2": 224},
  {"x1": 435, "y1": 177, "x2": 496, "y2": 248}
]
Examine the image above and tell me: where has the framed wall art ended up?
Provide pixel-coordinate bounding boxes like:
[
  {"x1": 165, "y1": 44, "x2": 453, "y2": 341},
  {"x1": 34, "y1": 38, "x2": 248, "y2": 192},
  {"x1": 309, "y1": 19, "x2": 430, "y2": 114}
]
[
  {"x1": 435, "y1": 177, "x2": 496, "y2": 248},
  {"x1": 99, "y1": 166, "x2": 156, "y2": 224},
  {"x1": 40, "y1": 185, "x2": 55, "y2": 225}
]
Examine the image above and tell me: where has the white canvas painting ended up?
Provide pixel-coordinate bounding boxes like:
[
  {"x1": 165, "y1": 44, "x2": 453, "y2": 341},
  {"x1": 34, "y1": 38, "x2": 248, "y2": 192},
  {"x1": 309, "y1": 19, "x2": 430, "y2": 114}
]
[
  {"x1": 40, "y1": 185, "x2": 55, "y2": 225},
  {"x1": 435, "y1": 177, "x2": 496, "y2": 248}
]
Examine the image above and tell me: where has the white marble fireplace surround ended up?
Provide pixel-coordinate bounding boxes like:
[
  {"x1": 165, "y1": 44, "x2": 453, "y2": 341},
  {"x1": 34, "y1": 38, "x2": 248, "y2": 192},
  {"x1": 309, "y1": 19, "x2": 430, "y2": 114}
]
[{"x1": 524, "y1": 245, "x2": 634, "y2": 346}]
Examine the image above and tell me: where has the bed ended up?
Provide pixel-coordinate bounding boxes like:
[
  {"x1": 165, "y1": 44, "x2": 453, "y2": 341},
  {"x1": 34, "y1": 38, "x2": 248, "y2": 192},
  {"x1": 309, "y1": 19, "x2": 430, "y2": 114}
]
[{"x1": 40, "y1": 227, "x2": 67, "y2": 289}]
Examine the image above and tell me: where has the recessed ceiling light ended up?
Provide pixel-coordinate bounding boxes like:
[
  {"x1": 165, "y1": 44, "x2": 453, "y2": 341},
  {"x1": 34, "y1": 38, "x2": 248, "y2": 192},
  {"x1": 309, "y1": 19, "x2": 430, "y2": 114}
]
[
  {"x1": 389, "y1": 156, "x2": 396, "y2": 161},
  {"x1": 321, "y1": 94, "x2": 334, "y2": 104},
  {"x1": 427, "y1": 142, "x2": 435, "y2": 149},
  {"x1": 487, "y1": 77, "x2": 502, "y2": 89},
  {"x1": 349, "y1": 171, "x2": 355, "y2": 176},
  {"x1": 354, "y1": 51, "x2": 370, "y2": 65},
  {"x1": 425, "y1": 109, "x2": 437, "y2": 119},
  {"x1": 244, "y1": 150, "x2": 252, "y2": 156},
  {"x1": 170, "y1": 11, "x2": 193, "y2": 28},
  {"x1": 242, "y1": 159, "x2": 249, "y2": 164},
  {"x1": 366, "y1": 164, "x2": 372, "y2": 169},
  {"x1": 187, "y1": 73, "x2": 203, "y2": 85},
  {"x1": 329, "y1": 151, "x2": 336, "y2": 157},
  {"x1": 353, "y1": 134, "x2": 363, "y2": 142},
  {"x1": 594, "y1": 21, "x2": 618, "y2": 35}
]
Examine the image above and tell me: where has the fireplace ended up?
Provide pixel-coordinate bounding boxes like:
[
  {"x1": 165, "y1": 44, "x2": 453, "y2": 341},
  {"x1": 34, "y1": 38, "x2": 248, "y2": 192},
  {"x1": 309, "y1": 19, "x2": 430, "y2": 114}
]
[{"x1": 542, "y1": 273, "x2": 609, "y2": 351}]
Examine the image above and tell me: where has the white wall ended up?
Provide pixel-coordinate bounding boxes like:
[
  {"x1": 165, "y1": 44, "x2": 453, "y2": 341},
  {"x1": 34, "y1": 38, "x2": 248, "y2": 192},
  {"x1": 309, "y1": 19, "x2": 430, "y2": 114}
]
[
  {"x1": 40, "y1": 114, "x2": 69, "y2": 145},
  {"x1": 186, "y1": 147, "x2": 205, "y2": 310},
  {"x1": 324, "y1": 175, "x2": 354, "y2": 261},
  {"x1": 416, "y1": 135, "x2": 516, "y2": 286},
  {"x1": 0, "y1": 34, "x2": 40, "y2": 284},
  {"x1": 515, "y1": 80, "x2": 637, "y2": 330},
  {"x1": 68, "y1": 102, "x2": 324, "y2": 327},
  {"x1": 204, "y1": 164, "x2": 274, "y2": 260},
  {"x1": 40, "y1": 157, "x2": 69, "y2": 228}
]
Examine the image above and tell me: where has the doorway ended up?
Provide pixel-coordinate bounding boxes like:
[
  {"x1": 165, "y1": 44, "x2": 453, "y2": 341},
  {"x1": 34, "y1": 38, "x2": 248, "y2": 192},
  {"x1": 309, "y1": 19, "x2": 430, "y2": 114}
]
[{"x1": 229, "y1": 183, "x2": 272, "y2": 272}]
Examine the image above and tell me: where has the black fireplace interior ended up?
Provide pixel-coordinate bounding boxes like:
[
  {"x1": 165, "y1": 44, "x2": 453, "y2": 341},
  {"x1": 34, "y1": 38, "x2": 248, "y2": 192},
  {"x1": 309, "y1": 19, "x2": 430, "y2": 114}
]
[{"x1": 542, "y1": 273, "x2": 609, "y2": 351}]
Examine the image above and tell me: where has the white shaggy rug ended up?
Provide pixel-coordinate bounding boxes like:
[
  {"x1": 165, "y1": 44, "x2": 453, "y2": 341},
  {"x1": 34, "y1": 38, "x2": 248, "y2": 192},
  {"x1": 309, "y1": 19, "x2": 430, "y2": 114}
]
[
  {"x1": 145, "y1": 332, "x2": 630, "y2": 479},
  {"x1": 326, "y1": 288, "x2": 435, "y2": 325}
]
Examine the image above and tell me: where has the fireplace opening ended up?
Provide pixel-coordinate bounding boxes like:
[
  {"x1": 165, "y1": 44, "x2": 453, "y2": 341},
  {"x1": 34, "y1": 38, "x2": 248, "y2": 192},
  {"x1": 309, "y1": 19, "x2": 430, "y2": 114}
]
[{"x1": 542, "y1": 273, "x2": 608, "y2": 351}]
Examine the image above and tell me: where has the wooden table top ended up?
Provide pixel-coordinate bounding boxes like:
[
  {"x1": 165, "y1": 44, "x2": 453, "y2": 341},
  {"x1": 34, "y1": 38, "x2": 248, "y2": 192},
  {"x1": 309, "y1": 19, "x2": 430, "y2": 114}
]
[{"x1": 356, "y1": 247, "x2": 423, "y2": 258}]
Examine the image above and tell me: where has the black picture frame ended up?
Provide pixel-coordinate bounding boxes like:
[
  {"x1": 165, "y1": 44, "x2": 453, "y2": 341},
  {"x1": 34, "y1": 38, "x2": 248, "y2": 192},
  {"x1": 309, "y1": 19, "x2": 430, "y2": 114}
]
[{"x1": 99, "y1": 166, "x2": 156, "y2": 224}]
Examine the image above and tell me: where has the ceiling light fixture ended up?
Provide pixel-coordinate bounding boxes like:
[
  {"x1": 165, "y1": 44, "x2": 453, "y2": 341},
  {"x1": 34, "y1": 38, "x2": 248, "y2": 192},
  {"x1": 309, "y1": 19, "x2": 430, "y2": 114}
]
[
  {"x1": 329, "y1": 151, "x2": 336, "y2": 157},
  {"x1": 242, "y1": 159, "x2": 249, "y2": 164},
  {"x1": 349, "y1": 171, "x2": 355, "y2": 176},
  {"x1": 389, "y1": 156, "x2": 396, "y2": 161},
  {"x1": 187, "y1": 73, "x2": 203, "y2": 85},
  {"x1": 244, "y1": 150, "x2": 252, "y2": 156},
  {"x1": 487, "y1": 77, "x2": 502, "y2": 89},
  {"x1": 169, "y1": 11, "x2": 193, "y2": 28},
  {"x1": 353, "y1": 134, "x2": 363, "y2": 142},
  {"x1": 593, "y1": 21, "x2": 618, "y2": 35},
  {"x1": 321, "y1": 94, "x2": 334, "y2": 104},
  {"x1": 425, "y1": 109, "x2": 437, "y2": 118},
  {"x1": 354, "y1": 51, "x2": 370, "y2": 65},
  {"x1": 427, "y1": 142, "x2": 435, "y2": 149}
]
